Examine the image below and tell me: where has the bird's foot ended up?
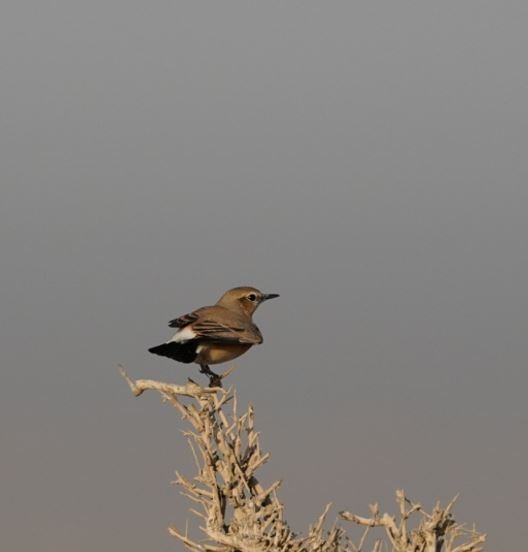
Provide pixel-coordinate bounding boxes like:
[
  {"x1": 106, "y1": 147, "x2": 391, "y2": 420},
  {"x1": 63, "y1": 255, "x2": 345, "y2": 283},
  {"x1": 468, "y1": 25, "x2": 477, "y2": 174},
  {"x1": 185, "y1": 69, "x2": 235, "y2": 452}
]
[
  {"x1": 199, "y1": 365, "x2": 223, "y2": 388},
  {"x1": 208, "y1": 373, "x2": 223, "y2": 388}
]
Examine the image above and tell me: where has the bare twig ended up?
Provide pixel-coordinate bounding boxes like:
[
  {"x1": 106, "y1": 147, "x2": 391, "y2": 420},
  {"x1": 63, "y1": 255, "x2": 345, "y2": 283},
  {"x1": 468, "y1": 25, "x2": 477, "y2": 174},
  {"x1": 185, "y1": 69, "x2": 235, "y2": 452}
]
[{"x1": 120, "y1": 367, "x2": 486, "y2": 552}]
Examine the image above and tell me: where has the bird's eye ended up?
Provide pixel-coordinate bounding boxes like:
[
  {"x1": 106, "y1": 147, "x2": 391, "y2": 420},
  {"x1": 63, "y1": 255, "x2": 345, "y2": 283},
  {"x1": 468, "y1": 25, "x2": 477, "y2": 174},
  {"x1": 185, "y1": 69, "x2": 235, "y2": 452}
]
[{"x1": 247, "y1": 293, "x2": 257, "y2": 302}]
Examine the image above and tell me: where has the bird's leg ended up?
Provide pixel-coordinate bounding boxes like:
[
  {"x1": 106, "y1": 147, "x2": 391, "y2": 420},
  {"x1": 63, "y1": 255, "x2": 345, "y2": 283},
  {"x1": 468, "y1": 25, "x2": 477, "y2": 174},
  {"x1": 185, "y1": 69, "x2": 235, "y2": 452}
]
[{"x1": 199, "y1": 364, "x2": 223, "y2": 388}]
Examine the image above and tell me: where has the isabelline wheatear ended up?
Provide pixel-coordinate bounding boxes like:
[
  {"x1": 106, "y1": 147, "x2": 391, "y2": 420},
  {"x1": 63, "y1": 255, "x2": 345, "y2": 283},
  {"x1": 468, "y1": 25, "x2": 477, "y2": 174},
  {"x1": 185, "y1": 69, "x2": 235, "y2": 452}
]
[{"x1": 149, "y1": 286, "x2": 279, "y2": 386}]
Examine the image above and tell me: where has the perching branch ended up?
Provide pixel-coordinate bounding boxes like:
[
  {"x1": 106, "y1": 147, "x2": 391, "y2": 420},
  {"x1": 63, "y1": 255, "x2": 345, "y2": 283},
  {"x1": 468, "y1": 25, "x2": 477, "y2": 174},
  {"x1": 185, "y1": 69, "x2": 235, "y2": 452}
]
[{"x1": 119, "y1": 367, "x2": 486, "y2": 552}]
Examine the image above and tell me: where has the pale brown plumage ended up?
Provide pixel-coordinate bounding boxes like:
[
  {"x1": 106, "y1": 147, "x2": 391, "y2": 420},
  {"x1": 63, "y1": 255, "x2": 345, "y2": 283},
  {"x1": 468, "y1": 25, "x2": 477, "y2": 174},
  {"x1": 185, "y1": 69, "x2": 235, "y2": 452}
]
[{"x1": 149, "y1": 286, "x2": 279, "y2": 385}]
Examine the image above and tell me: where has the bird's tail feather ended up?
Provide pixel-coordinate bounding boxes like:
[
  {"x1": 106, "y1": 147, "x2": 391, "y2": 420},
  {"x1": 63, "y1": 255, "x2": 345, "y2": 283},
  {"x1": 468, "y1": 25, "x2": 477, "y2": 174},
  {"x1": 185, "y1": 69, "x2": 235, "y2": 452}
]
[{"x1": 148, "y1": 341, "x2": 197, "y2": 363}]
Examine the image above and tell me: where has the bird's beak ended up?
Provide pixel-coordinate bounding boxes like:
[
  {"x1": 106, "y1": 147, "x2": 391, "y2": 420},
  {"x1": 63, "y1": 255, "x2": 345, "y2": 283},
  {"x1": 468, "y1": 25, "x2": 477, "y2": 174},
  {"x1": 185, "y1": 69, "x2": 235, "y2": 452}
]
[{"x1": 262, "y1": 293, "x2": 280, "y2": 302}]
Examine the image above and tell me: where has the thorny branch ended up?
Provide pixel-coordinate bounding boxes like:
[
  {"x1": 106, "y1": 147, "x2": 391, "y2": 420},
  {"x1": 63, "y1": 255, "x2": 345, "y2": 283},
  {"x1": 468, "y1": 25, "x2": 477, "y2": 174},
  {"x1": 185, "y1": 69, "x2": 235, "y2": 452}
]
[{"x1": 119, "y1": 367, "x2": 486, "y2": 552}]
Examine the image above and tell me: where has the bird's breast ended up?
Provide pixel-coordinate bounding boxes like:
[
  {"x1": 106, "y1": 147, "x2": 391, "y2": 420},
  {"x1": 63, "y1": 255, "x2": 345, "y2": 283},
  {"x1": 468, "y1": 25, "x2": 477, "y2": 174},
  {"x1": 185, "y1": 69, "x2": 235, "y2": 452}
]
[{"x1": 195, "y1": 343, "x2": 252, "y2": 365}]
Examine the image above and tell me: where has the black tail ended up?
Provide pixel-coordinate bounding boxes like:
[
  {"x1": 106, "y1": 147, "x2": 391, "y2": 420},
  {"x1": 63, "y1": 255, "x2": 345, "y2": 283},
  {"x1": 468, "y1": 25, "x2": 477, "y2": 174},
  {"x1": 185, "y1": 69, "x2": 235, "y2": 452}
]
[{"x1": 148, "y1": 341, "x2": 197, "y2": 364}]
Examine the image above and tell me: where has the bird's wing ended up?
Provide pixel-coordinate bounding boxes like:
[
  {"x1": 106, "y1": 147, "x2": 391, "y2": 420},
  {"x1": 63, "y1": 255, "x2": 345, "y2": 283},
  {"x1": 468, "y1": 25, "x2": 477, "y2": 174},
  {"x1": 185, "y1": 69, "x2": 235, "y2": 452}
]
[
  {"x1": 192, "y1": 318, "x2": 263, "y2": 345},
  {"x1": 168, "y1": 308, "x2": 205, "y2": 328}
]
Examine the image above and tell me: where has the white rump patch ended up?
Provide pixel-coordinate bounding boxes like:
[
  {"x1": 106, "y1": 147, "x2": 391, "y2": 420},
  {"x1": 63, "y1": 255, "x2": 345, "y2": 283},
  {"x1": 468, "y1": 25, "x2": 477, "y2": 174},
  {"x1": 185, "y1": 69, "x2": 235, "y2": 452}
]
[{"x1": 168, "y1": 326, "x2": 197, "y2": 343}]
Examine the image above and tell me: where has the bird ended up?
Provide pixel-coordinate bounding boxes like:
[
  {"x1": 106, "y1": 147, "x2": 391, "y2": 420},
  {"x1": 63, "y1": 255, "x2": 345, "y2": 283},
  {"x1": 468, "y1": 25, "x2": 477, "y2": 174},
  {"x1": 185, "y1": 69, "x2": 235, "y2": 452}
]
[{"x1": 148, "y1": 286, "x2": 279, "y2": 386}]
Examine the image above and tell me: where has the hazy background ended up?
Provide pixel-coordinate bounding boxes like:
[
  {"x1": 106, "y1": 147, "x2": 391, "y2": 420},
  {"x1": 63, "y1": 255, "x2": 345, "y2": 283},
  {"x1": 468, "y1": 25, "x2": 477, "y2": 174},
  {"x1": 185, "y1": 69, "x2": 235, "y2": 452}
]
[{"x1": 1, "y1": 2, "x2": 527, "y2": 550}]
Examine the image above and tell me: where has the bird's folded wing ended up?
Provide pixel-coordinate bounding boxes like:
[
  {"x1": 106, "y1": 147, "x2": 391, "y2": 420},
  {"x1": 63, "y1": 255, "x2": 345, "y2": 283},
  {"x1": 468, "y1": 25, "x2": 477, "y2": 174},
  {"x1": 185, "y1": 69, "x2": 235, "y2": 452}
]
[
  {"x1": 168, "y1": 310, "x2": 203, "y2": 328},
  {"x1": 192, "y1": 319, "x2": 263, "y2": 344}
]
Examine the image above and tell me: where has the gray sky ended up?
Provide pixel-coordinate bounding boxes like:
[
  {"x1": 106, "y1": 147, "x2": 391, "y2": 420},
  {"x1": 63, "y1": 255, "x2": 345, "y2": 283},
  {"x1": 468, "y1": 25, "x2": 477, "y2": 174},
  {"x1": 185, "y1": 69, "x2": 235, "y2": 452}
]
[{"x1": 1, "y1": 2, "x2": 527, "y2": 550}]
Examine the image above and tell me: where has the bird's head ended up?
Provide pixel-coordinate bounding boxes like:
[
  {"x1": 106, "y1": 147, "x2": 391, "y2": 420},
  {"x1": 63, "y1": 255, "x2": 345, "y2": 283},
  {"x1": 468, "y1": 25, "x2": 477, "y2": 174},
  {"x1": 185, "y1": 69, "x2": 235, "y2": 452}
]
[{"x1": 217, "y1": 286, "x2": 280, "y2": 317}]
